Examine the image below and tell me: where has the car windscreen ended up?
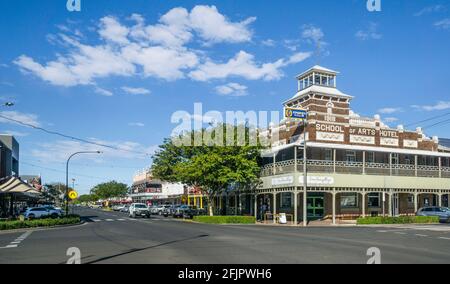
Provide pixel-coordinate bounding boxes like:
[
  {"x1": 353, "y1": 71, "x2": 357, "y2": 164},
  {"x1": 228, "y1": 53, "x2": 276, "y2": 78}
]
[{"x1": 135, "y1": 205, "x2": 147, "y2": 209}]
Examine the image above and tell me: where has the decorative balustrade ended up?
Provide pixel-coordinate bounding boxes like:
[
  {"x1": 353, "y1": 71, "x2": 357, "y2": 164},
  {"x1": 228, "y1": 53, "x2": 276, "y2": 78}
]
[{"x1": 260, "y1": 159, "x2": 450, "y2": 179}]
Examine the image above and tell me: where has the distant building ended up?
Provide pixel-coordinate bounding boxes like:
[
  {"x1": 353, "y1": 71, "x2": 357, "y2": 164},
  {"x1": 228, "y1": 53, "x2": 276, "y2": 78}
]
[
  {"x1": 130, "y1": 168, "x2": 185, "y2": 205},
  {"x1": 0, "y1": 134, "x2": 19, "y2": 178}
]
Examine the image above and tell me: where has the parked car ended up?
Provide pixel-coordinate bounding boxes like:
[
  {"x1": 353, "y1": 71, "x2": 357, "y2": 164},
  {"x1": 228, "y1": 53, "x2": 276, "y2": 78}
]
[
  {"x1": 41, "y1": 205, "x2": 64, "y2": 217},
  {"x1": 120, "y1": 205, "x2": 130, "y2": 213},
  {"x1": 416, "y1": 207, "x2": 450, "y2": 223},
  {"x1": 24, "y1": 207, "x2": 60, "y2": 219},
  {"x1": 173, "y1": 205, "x2": 198, "y2": 219},
  {"x1": 149, "y1": 205, "x2": 159, "y2": 215},
  {"x1": 129, "y1": 203, "x2": 151, "y2": 218}
]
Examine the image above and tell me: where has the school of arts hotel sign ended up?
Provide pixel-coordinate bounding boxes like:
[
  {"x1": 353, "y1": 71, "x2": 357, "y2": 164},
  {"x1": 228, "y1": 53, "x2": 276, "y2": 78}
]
[{"x1": 314, "y1": 123, "x2": 419, "y2": 148}]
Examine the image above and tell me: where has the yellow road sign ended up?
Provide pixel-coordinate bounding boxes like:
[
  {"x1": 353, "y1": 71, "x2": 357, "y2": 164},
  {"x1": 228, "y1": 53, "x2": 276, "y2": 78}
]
[{"x1": 68, "y1": 190, "x2": 78, "y2": 200}]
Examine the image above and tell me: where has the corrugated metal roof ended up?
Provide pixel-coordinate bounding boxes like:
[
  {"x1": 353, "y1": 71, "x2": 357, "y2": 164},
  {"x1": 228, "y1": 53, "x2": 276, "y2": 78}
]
[{"x1": 440, "y1": 138, "x2": 450, "y2": 148}]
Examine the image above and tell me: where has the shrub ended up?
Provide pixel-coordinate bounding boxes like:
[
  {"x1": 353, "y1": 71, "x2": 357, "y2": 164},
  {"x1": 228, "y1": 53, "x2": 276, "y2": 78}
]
[
  {"x1": 193, "y1": 216, "x2": 256, "y2": 224},
  {"x1": 0, "y1": 215, "x2": 81, "y2": 230},
  {"x1": 357, "y1": 216, "x2": 439, "y2": 225}
]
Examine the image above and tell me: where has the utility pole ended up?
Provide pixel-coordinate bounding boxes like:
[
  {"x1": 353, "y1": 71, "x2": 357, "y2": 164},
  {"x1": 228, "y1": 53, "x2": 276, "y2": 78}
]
[{"x1": 303, "y1": 117, "x2": 308, "y2": 227}]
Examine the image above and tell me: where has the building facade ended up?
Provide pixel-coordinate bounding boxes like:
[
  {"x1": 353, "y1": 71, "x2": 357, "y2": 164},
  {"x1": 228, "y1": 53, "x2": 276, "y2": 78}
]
[
  {"x1": 238, "y1": 66, "x2": 450, "y2": 224},
  {"x1": 130, "y1": 169, "x2": 185, "y2": 205},
  {"x1": 0, "y1": 134, "x2": 19, "y2": 178}
]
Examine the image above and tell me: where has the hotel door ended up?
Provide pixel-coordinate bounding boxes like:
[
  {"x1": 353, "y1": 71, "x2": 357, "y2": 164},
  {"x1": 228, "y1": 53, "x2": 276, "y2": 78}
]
[{"x1": 307, "y1": 193, "x2": 324, "y2": 220}]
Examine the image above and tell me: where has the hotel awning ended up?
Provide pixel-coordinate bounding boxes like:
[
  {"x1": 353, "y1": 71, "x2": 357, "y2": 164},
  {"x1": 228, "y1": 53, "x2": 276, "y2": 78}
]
[{"x1": 0, "y1": 177, "x2": 41, "y2": 195}]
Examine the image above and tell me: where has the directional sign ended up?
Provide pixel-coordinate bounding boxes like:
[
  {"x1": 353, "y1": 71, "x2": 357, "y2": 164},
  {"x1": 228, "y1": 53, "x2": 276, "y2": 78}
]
[
  {"x1": 68, "y1": 190, "x2": 78, "y2": 200},
  {"x1": 285, "y1": 108, "x2": 307, "y2": 120}
]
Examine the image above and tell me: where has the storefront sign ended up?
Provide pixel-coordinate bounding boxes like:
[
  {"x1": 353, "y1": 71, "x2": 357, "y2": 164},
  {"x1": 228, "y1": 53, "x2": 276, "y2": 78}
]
[
  {"x1": 271, "y1": 176, "x2": 294, "y2": 186},
  {"x1": 299, "y1": 176, "x2": 335, "y2": 185}
]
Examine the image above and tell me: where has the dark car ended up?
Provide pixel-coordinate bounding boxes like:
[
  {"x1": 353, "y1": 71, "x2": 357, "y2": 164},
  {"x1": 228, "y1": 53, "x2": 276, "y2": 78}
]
[
  {"x1": 416, "y1": 207, "x2": 450, "y2": 223},
  {"x1": 173, "y1": 205, "x2": 199, "y2": 219}
]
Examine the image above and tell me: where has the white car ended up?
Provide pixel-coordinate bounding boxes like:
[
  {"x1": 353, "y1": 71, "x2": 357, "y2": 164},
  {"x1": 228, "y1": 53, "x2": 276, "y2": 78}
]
[
  {"x1": 129, "y1": 203, "x2": 151, "y2": 218},
  {"x1": 23, "y1": 207, "x2": 52, "y2": 219}
]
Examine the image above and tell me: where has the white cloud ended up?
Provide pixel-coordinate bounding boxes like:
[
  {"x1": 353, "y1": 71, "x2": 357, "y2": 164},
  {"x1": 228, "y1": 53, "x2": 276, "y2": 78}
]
[
  {"x1": 14, "y1": 6, "x2": 304, "y2": 86},
  {"x1": 0, "y1": 130, "x2": 29, "y2": 137},
  {"x1": 377, "y1": 107, "x2": 403, "y2": 114},
  {"x1": 414, "y1": 5, "x2": 445, "y2": 17},
  {"x1": 121, "y1": 43, "x2": 198, "y2": 80},
  {"x1": 412, "y1": 101, "x2": 450, "y2": 111},
  {"x1": 128, "y1": 122, "x2": 145, "y2": 127},
  {"x1": 0, "y1": 111, "x2": 41, "y2": 127},
  {"x1": 435, "y1": 18, "x2": 450, "y2": 30},
  {"x1": 383, "y1": 117, "x2": 399, "y2": 123},
  {"x1": 261, "y1": 39, "x2": 275, "y2": 47},
  {"x1": 98, "y1": 16, "x2": 130, "y2": 45},
  {"x1": 302, "y1": 25, "x2": 325, "y2": 46},
  {"x1": 121, "y1": 86, "x2": 151, "y2": 95},
  {"x1": 189, "y1": 51, "x2": 312, "y2": 82},
  {"x1": 215, "y1": 83, "x2": 248, "y2": 97},
  {"x1": 189, "y1": 5, "x2": 256, "y2": 45},
  {"x1": 355, "y1": 22, "x2": 383, "y2": 41},
  {"x1": 95, "y1": 87, "x2": 113, "y2": 96},
  {"x1": 31, "y1": 139, "x2": 157, "y2": 163}
]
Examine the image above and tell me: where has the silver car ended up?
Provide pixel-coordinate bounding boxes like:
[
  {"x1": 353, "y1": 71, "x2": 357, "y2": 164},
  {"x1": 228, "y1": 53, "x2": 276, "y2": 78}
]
[{"x1": 416, "y1": 207, "x2": 450, "y2": 223}]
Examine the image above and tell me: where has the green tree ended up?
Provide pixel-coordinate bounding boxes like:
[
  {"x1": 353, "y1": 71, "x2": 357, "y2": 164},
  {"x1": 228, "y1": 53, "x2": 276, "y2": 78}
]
[
  {"x1": 90, "y1": 181, "x2": 129, "y2": 200},
  {"x1": 152, "y1": 124, "x2": 263, "y2": 216}
]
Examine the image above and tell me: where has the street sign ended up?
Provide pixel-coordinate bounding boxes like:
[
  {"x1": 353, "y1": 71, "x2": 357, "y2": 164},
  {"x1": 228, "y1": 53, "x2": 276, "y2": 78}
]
[
  {"x1": 285, "y1": 108, "x2": 307, "y2": 120},
  {"x1": 68, "y1": 190, "x2": 78, "y2": 200}
]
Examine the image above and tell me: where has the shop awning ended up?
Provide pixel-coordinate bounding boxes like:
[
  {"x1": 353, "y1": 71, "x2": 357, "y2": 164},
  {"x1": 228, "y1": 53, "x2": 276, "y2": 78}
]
[{"x1": 0, "y1": 177, "x2": 41, "y2": 195}]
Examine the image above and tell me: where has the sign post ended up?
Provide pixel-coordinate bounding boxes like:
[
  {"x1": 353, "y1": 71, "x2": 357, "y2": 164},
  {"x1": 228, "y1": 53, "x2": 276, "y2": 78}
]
[{"x1": 285, "y1": 108, "x2": 308, "y2": 226}]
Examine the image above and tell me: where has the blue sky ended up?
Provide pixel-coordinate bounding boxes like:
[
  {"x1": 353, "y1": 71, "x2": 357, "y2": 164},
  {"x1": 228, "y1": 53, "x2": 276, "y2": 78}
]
[{"x1": 1, "y1": 0, "x2": 450, "y2": 194}]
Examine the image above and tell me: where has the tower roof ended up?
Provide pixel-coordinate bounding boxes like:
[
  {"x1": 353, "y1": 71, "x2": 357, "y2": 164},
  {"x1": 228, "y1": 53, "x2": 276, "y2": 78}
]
[{"x1": 296, "y1": 65, "x2": 339, "y2": 79}]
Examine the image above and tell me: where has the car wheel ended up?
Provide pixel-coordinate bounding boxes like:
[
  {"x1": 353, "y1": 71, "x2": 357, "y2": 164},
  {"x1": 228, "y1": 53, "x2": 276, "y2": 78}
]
[
  {"x1": 51, "y1": 213, "x2": 59, "y2": 219},
  {"x1": 28, "y1": 214, "x2": 35, "y2": 220}
]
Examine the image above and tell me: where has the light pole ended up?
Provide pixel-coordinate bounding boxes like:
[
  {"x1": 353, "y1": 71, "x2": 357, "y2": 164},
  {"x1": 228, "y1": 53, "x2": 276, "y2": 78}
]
[
  {"x1": 65, "y1": 151, "x2": 101, "y2": 215},
  {"x1": 1, "y1": 102, "x2": 14, "y2": 107}
]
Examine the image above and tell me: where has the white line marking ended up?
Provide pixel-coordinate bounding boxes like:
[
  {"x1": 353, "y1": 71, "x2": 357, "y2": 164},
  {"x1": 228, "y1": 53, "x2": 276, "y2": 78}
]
[
  {"x1": 6, "y1": 245, "x2": 18, "y2": 248},
  {"x1": 92, "y1": 219, "x2": 101, "y2": 222},
  {"x1": 438, "y1": 237, "x2": 450, "y2": 240},
  {"x1": 415, "y1": 234, "x2": 428, "y2": 237},
  {"x1": 105, "y1": 219, "x2": 114, "y2": 222},
  {"x1": 117, "y1": 219, "x2": 126, "y2": 221},
  {"x1": 10, "y1": 241, "x2": 21, "y2": 244},
  {"x1": 395, "y1": 232, "x2": 407, "y2": 235}
]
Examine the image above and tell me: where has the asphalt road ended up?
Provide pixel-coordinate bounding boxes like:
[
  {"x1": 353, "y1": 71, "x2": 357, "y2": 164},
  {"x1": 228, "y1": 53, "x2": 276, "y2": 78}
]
[{"x1": 0, "y1": 207, "x2": 449, "y2": 264}]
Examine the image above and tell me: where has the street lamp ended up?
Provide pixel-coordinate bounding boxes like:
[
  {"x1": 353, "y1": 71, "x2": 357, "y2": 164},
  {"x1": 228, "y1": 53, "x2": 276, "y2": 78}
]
[
  {"x1": 65, "y1": 151, "x2": 102, "y2": 215},
  {"x1": 2, "y1": 102, "x2": 14, "y2": 107}
]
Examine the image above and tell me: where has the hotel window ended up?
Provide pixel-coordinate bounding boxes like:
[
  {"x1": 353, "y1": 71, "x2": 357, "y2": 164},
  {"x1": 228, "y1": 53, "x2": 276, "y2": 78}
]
[
  {"x1": 346, "y1": 151, "x2": 357, "y2": 163},
  {"x1": 366, "y1": 152, "x2": 375, "y2": 163},
  {"x1": 324, "y1": 149, "x2": 333, "y2": 161},
  {"x1": 368, "y1": 193, "x2": 381, "y2": 208},
  {"x1": 280, "y1": 193, "x2": 292, "y2": 209},
  {"x1": 341, "y1": 193, "x2": 358, "y2": 208}
]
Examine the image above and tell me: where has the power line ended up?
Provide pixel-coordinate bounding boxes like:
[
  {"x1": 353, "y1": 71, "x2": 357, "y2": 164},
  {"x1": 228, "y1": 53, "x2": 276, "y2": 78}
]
[
  {"x1": 20, "y1": 161, "x2": 129, "y2": 183},
  {"x1": 405, "y1": 112, "x2": 450, "y2": 128},
  {"x1": 422, "y1": 118, "x2": 450, "y2": 130},
  {"x1": 21, "y1": 159, "x2": 144, "y2": 170},
  {"x1": 0, "y1": 113, "x2": 152, "y2": 157}
]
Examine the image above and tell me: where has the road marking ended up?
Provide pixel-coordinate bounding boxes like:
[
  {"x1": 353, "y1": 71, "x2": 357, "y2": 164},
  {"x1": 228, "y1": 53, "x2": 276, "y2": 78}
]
[
  {"x1": 0, "y1": 231, "x2": 32, "y2": 249},
  {"x1": 117, "y1": 219, "x2": 126, "y2": 221},
  {"x1": 105, "y1": 219, "x2": 114, "y2": 222},
  {"x1": 415, "y1": 234, "x2": 428, "y2": 237},
  {"x1": 438, "y1": 237, "x2": 450, "y2": 240},
  {"x1": 394, "y1": 232, "x2": 407, "y2": 235}
]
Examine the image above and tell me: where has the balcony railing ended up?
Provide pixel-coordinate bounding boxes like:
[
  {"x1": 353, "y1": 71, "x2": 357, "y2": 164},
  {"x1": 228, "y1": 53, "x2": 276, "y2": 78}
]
[{"x1": 261, "y1": 159, "x2": 449, "y2": 178}]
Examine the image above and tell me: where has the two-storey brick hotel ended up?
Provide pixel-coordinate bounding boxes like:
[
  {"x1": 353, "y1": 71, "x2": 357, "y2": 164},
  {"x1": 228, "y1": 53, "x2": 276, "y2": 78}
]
[{"x1": 234, "y1": 66, "x2": 450, "y2": 224}]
